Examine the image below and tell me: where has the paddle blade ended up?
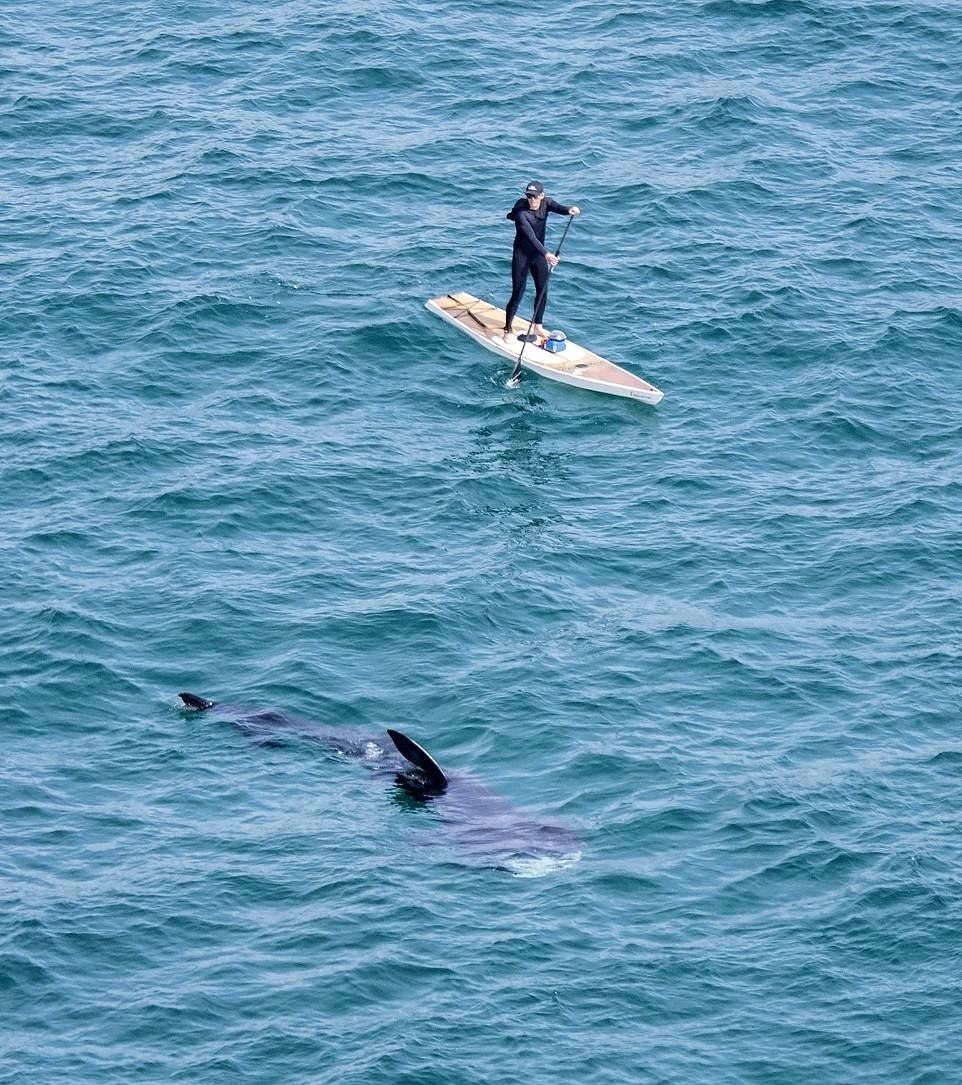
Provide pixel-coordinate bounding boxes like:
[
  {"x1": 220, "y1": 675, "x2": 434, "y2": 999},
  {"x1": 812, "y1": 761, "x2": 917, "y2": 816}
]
[{"x1": 508, "y1": 347, "x2": 526, "y2": 386}]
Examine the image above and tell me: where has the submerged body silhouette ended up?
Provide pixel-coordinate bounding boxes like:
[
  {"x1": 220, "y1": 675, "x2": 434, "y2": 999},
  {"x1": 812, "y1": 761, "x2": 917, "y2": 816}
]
[{"x1": 178, "y1": 692, "x2": 580, "y2": 875}]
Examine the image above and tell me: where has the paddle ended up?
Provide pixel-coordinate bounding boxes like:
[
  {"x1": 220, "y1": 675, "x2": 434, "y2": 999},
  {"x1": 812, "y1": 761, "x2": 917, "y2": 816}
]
[{"x1": 507, "y1": 214, "x2": 575, "y2": 387}]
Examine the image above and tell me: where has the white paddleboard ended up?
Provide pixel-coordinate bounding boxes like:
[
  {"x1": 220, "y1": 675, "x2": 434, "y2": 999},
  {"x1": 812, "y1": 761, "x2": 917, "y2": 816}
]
[{"x1": 425, "y1": 291, "x2": 663, "y2": 405}]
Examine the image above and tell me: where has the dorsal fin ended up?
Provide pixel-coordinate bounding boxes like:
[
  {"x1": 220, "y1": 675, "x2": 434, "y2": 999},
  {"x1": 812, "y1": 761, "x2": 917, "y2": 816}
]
[
  {"x1": 179, "y1": 692, "x2": 216, "y2": 711},
  {"x1": 386, "y1": 729, "x2": 448, "y2": 790}
]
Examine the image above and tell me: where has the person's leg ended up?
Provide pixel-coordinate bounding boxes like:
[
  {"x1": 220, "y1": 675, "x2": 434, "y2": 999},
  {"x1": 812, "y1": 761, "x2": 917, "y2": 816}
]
[
  {"x1": 531, "y1": 256, "x2": 551, "y2": 333},
  {"x1": 504, "y1": 248, "x2": 529, "y2": 334}
]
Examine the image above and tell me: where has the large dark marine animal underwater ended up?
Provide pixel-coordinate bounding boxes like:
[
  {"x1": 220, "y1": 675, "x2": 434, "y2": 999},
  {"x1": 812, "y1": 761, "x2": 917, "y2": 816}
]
[{"x1": 178, "y1": 692, "x2": 580, "y2": 876}]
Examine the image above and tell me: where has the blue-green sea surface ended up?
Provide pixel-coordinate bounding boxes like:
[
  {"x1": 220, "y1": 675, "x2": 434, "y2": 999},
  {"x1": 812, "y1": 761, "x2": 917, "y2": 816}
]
[{"x1": 2, "y1": 1, "x2": 961, "y2": 1082}]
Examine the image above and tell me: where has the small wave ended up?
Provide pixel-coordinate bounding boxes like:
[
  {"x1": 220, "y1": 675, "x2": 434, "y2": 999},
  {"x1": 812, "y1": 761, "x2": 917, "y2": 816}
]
[
  {"x1": 0, "y1": 950, "x2": 53, "y2": 997},
  {"x1": 925, "y1": 749, "x2": 962, "y2": 768},
  {"x1": 362, "y1": 741, "x2": 385, "y2": 761},
  {"x1": 502, "y1": 850, "x2": 582, "y2": 878},
  {"x1": 702, "y1": 0, "x2": 813, "y2": 16}
]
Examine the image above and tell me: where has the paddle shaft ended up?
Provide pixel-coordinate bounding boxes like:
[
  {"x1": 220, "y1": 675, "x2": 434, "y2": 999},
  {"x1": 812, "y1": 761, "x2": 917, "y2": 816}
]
[{"x1": 509, "y1": 215, "x2": 575, "y2": 384}]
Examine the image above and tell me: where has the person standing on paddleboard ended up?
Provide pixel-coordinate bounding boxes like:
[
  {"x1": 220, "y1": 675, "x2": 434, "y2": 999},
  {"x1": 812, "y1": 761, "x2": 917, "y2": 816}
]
[{"x1": 504, "y1": 181, "x2": 580, "y2": 341}]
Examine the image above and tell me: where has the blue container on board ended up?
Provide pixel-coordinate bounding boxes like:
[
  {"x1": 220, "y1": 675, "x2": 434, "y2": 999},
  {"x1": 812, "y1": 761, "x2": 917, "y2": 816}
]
[{"x1": 544, "y1": 331, "x2": 566, "y2": 353}]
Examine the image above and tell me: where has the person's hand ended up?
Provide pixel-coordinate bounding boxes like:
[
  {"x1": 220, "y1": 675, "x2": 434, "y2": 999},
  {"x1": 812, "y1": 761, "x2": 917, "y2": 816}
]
[
  {"x1": 546, "y1": 253, "x2": 560, "y2": 267},
  {"x1": 569, "y1": 206, "x2": 581, "y2": 216}
]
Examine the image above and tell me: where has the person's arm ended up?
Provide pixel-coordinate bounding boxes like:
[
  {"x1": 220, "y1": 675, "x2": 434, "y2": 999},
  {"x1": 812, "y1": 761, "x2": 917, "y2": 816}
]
[
  {"x1": 516, "y1": 210, "x2": 549, "y2": 255},
  {"x1": 547, "y1": 198, "x2": 581, "y2": 216}
]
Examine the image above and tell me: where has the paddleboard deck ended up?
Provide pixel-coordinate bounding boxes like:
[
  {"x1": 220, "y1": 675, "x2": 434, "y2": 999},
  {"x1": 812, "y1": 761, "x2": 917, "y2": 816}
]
[{"x1": 425, "y1": 291, "x2": 663, "y2": 405}]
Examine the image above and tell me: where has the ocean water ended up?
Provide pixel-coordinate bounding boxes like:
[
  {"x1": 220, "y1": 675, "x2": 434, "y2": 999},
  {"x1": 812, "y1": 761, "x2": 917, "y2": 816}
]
[{"x1": 2, "y1": 0, "x2": 961, "y2": 1081}]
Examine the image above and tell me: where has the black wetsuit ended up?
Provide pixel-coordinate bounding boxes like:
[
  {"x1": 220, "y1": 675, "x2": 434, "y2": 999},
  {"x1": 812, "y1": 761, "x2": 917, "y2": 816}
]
[{"x1": 504, "y1": 196, "x2": 572, "y2": 333}]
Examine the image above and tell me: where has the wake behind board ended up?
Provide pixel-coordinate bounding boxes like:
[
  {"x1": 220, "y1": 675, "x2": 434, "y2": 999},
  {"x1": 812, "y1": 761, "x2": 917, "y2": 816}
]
[{"x1": 425, "y1": 292, "x2": 663, "y2": 405}]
